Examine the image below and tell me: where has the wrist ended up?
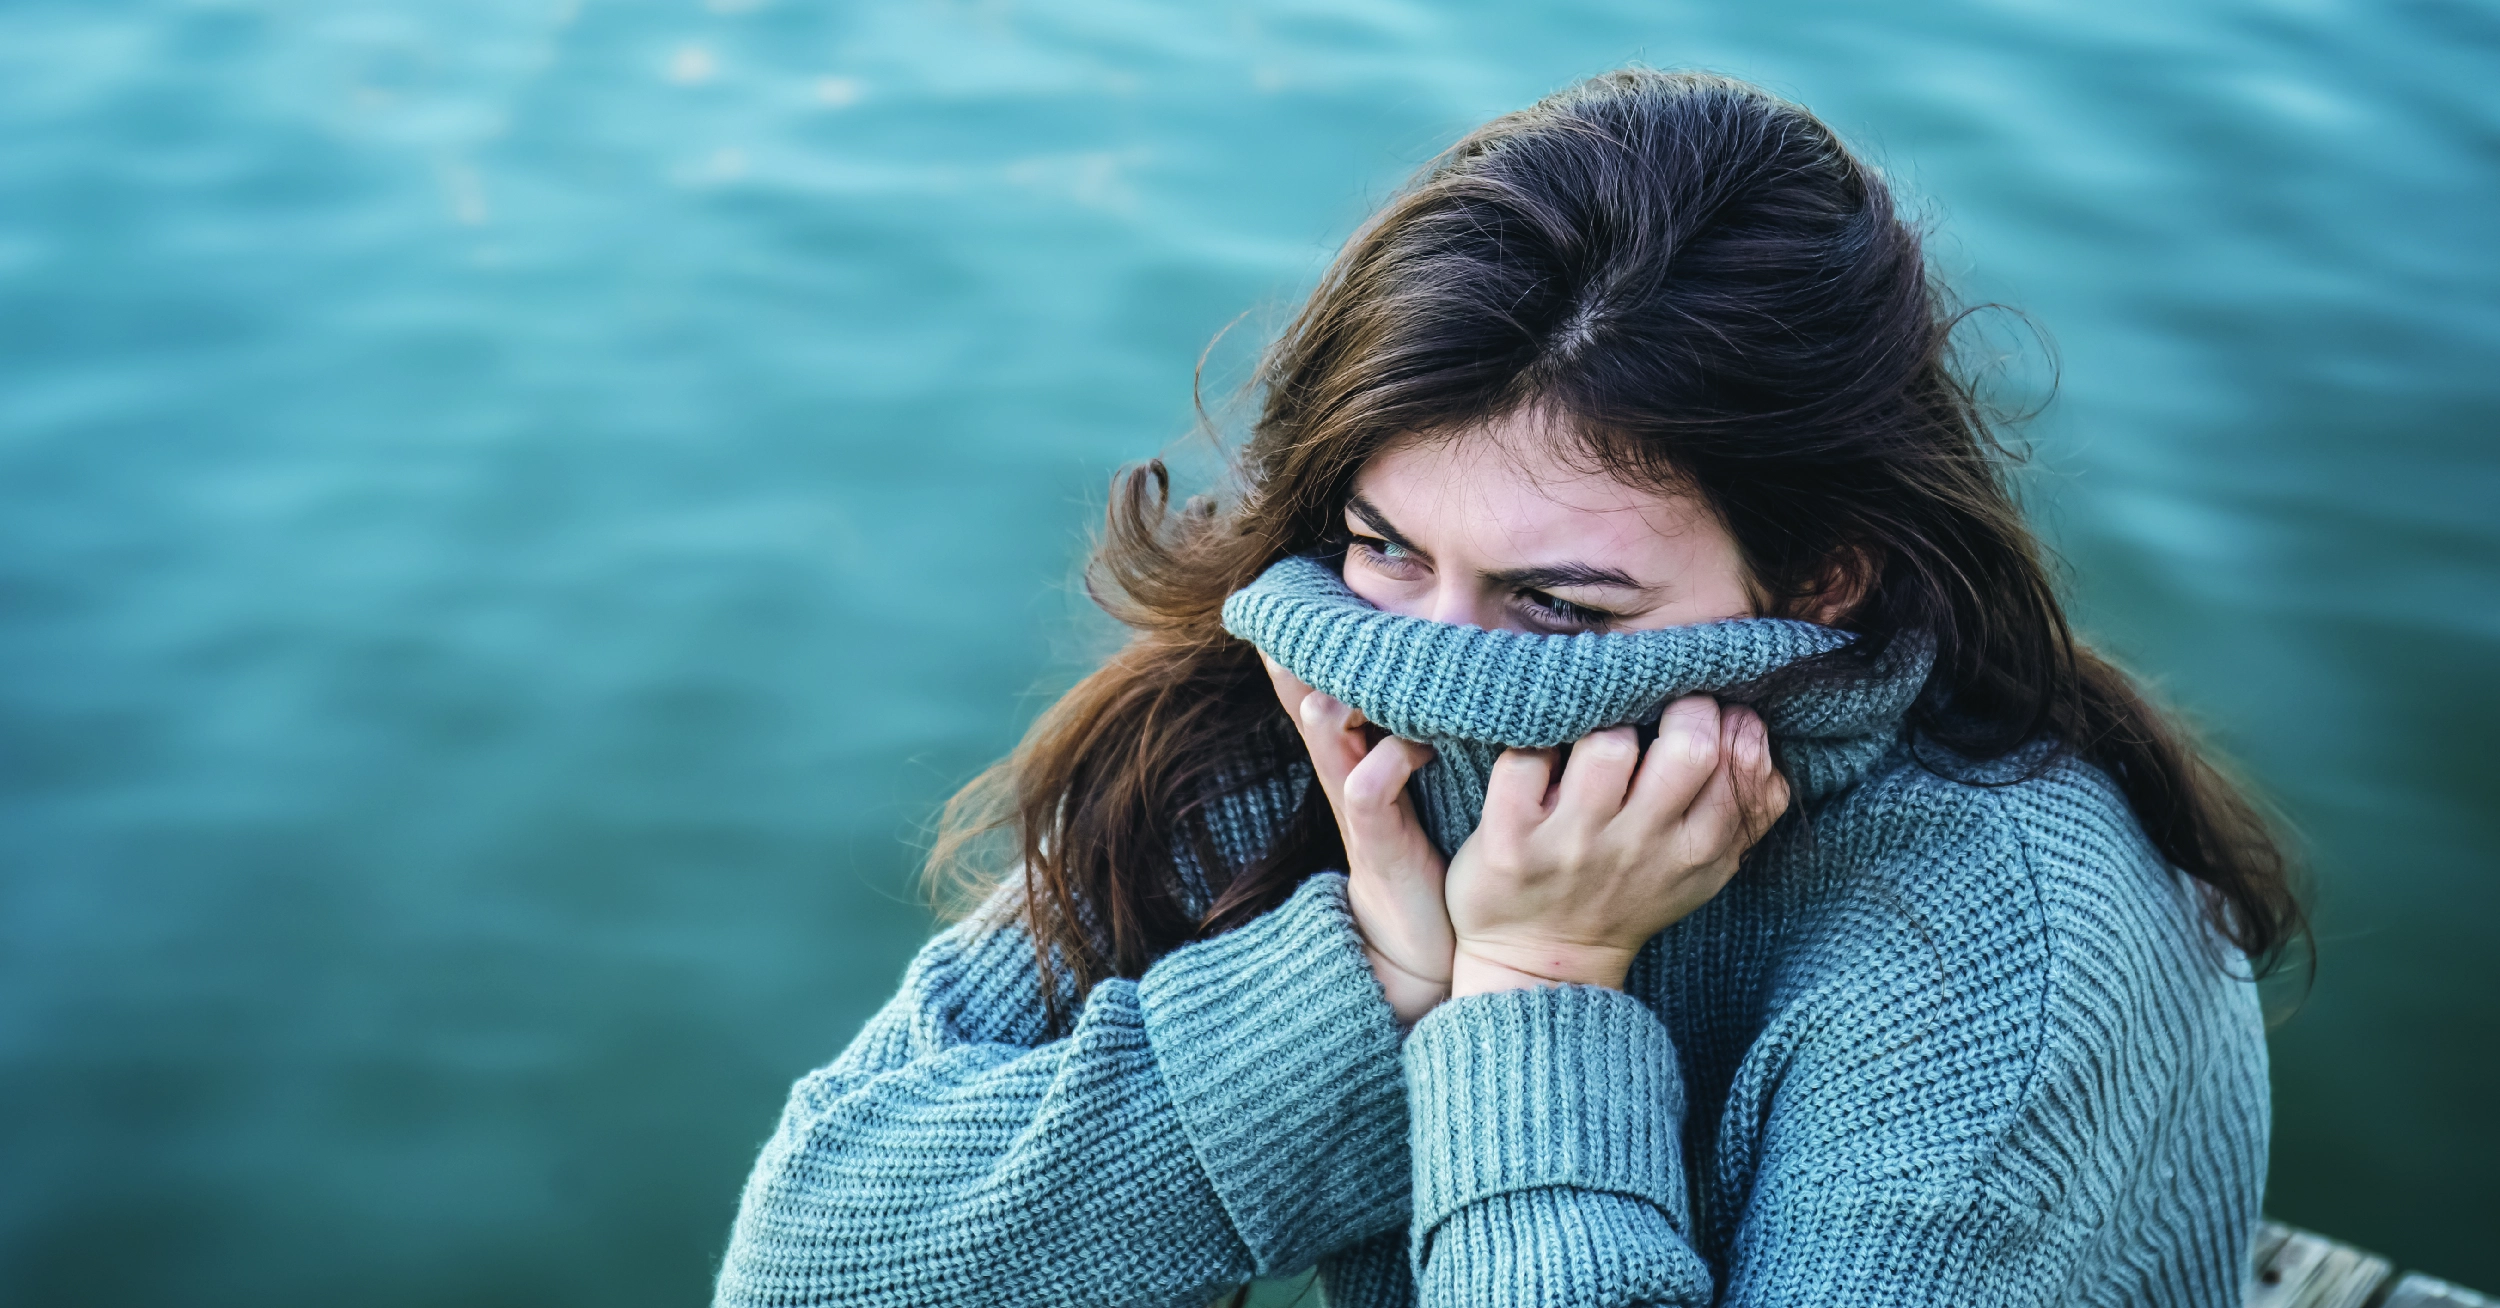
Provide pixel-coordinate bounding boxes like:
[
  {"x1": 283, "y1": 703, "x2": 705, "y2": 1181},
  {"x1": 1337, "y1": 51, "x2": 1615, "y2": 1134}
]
[
  {"x1": 1448, "y1": 940, "x2": 1636, "y2": 996},
  {"x1": 1366, "y1": 944, "x2": 1451, "y2": 1028}
]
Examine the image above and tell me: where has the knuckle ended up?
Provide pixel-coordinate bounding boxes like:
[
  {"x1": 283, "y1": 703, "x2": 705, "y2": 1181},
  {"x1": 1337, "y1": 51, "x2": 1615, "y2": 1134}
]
[
  {"x1": 1583, "y1": 731, "x2": 1637, "y2": 763},
  {"x1": 1345, "y1": 764, "x2": 1398, "y2": 808}
]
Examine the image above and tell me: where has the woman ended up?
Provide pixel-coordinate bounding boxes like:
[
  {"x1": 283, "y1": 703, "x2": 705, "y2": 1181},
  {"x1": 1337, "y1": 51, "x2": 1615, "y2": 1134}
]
[{"x1": 713, "y1": 69, "x2": 2300, "y2": 1308}]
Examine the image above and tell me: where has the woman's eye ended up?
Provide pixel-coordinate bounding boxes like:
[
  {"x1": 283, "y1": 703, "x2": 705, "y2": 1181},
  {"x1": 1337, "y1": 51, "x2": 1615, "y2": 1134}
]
[
  {"x1": 1348, "y1": 533, "x2": 1424, "y2": 575},
  {"x1": 1517, "y1": 589, "x2": 1613, "y2": 632}
]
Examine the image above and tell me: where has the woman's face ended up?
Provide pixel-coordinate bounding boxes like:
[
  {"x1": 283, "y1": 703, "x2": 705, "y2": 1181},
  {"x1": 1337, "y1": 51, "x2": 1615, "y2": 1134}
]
[{"x1": 1340, "y1": 412, "x2": 1757, "y2": 635}]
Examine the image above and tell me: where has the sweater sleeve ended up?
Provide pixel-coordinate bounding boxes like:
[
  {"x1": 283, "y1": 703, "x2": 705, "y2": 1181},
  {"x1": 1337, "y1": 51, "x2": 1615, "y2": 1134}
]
[
  {"x1": 713, "y1": 873, "x2": 1412, "y2": 1308},
  {"x1": 1398, "y1": 982, "x2": 2056, "y2": 1308},
  {"x1": 1402, "y1": 985, "x2": 1717, "y2": 1308}
]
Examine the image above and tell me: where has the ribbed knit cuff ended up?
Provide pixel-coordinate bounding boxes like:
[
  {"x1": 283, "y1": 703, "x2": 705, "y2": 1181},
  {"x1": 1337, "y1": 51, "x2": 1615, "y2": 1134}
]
[
  {"x1": 1402, "y1": 984, "x2": 1689, "y2": 1244},
  {"x1": 1418, "y1": 1188, "x2": 1709, "y2": 1307},
  {"x1": 1138, "y1": 873, "x2": 1410, "y2": 1275}
]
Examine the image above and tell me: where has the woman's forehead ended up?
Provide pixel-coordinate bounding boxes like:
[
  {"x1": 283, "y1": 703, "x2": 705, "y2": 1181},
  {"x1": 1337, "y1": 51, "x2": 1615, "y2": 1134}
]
[{"x1": 1351, "y1": 427, "x2": 1721, "y2": 558}]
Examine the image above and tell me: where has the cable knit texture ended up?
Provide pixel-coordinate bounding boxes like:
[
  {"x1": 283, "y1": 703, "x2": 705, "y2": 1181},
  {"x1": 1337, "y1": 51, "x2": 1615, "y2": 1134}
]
[{"x1": 714, "y1": 556, "x2": 2269, "y2": 1308}]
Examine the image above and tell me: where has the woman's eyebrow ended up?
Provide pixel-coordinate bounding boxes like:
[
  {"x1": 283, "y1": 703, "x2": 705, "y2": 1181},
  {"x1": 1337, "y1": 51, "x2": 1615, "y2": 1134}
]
[
  {"x1": 1485, "y1": 562, "x2": 1650, "y2": 592},
  {"x1": 1345, "y1": 494, "x2": 1647, "y2": 592},
  {"x1": 1345, "y1": 495, "x2": 1428, "y2": 558}
]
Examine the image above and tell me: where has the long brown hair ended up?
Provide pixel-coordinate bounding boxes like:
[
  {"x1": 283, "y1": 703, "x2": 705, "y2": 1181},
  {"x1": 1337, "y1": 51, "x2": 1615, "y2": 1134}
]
[{"x1": 929, "y1": 69, "x2": 2305, "y2": 1027}]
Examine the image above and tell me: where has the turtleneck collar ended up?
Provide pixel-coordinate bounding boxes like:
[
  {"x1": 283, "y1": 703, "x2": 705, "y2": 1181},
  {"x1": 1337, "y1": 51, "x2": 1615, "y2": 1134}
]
[{"x1": 1221, "y1": 555, "x2": 1933, "y2": 856}]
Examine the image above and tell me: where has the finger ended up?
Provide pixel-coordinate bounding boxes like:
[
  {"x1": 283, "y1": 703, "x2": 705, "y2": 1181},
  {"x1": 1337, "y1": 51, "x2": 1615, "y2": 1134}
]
[
  {"x1": 1343, "y1": 735, "x2": 1433, "y2": 810},
  {"x1": 1265, "y1": 653, "x2": 1352, "y2": 797},
  {"x1": 1673, "y1": 713, "x2": 1794, "y2": 875},
  {"x1": 1727, "y1": 709, "x2": 1791, "y2": 844},
  {"x1": 1342, "y1": 736, "x2": 1439, "y2": 857},
  {"x1": 1675, "y1": 746, "x2": 1747, "y2": 862},
  {"x1": 1749, "y1": 767, "x2": 1793, "y2": 846},
  {"x1": 1266, "y1": 654, "x2": 1370, "y2": 734},
  {"x1": 1554, "y1": 725, "x2": 1642, "y2": 822},
  {"x1": 1260, "y1": 653, "x2": 1315, "y2": 719},
  {"x1": 1482, "y1": 747, "x2": 1558, "y2": 833},
  {"x1": 1624, "y1": 696, "x2": 1723, "y2": 829},
  {"x1": 1295, "y1": 689, "x2": 1370, "y2": 804}
]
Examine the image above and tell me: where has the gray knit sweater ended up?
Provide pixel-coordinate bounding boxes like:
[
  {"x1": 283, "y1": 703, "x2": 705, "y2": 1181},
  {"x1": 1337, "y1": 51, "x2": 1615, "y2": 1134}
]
[{"x1": 714, "y1": 557, "x2": 2268, "y2": 1307}]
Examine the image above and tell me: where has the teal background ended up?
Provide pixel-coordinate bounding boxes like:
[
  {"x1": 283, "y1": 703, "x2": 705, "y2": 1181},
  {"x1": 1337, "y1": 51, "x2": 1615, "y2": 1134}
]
[{"x1": 2, "y1": 0, "x2": 2494, "y2": 1302}]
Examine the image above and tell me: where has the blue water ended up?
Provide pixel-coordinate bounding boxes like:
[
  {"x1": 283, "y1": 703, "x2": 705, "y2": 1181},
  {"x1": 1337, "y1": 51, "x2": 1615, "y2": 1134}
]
[{"x1": 2, "y1": 1, "x2": 2494, "y2": 1302}]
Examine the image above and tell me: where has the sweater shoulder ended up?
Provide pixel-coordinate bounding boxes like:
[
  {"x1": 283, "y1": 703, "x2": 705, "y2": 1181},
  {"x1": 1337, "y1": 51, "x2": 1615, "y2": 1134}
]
[
  {"x1": 1731, "y1": 751, "x2": 2230, "y2": 1116},
  {"x1": 1800, "y1": 745, "x2": 2245, "y2": 1028},
  {"x1": 1769, "y1": 747, "x2": 2263, "y2": 1199},
  {"x1": 1814, "y1": 744, "x2": 2189, "y2": 956}
]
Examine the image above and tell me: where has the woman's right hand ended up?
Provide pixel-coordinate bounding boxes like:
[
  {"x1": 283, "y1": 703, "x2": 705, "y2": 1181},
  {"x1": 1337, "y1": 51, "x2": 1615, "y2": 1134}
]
[
  {"x1": 1261, "y1": 655, "x2": 1453, "y2": 1028},
  {"x1": 1442, "y1": 696, "x2": 1787, "y2": 996}
]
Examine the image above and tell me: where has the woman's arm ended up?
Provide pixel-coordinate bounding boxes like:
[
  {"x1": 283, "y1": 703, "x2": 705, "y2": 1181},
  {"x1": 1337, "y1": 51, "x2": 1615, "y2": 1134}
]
[
  {"x1": 1405, "y1": 699, "x2": 1771, "y2": 1307},
  {"x1": 1405, "y1": 983, "x2": 1715, "y2": 1307},
  {"x1": 713, "y1": 873, "x2": 1411, "y2": 1308}
]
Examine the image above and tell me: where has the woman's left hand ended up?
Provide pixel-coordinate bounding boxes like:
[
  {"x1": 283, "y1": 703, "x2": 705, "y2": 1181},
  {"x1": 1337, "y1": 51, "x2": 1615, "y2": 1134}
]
[{"x1": 1260, "y1": 655, "x2": 1454, "y2": 1028}]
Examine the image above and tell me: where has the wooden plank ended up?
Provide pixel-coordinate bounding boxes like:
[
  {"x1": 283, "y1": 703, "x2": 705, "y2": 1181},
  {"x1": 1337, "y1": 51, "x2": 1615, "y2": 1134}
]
[
  {"x1": 1240, "y1": 1220, "x2": 2492, "y2": 1307},
  {"x1": 2249, "y1": 1221, "x2": 2394, "y2": 1308},
  {"x1": 2378, "y1": 1273, "x2": 2500, "y2": 1308},
  {"x1": 2249, "y1": 1222, "x2": 2498, "y2": 1308}
]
